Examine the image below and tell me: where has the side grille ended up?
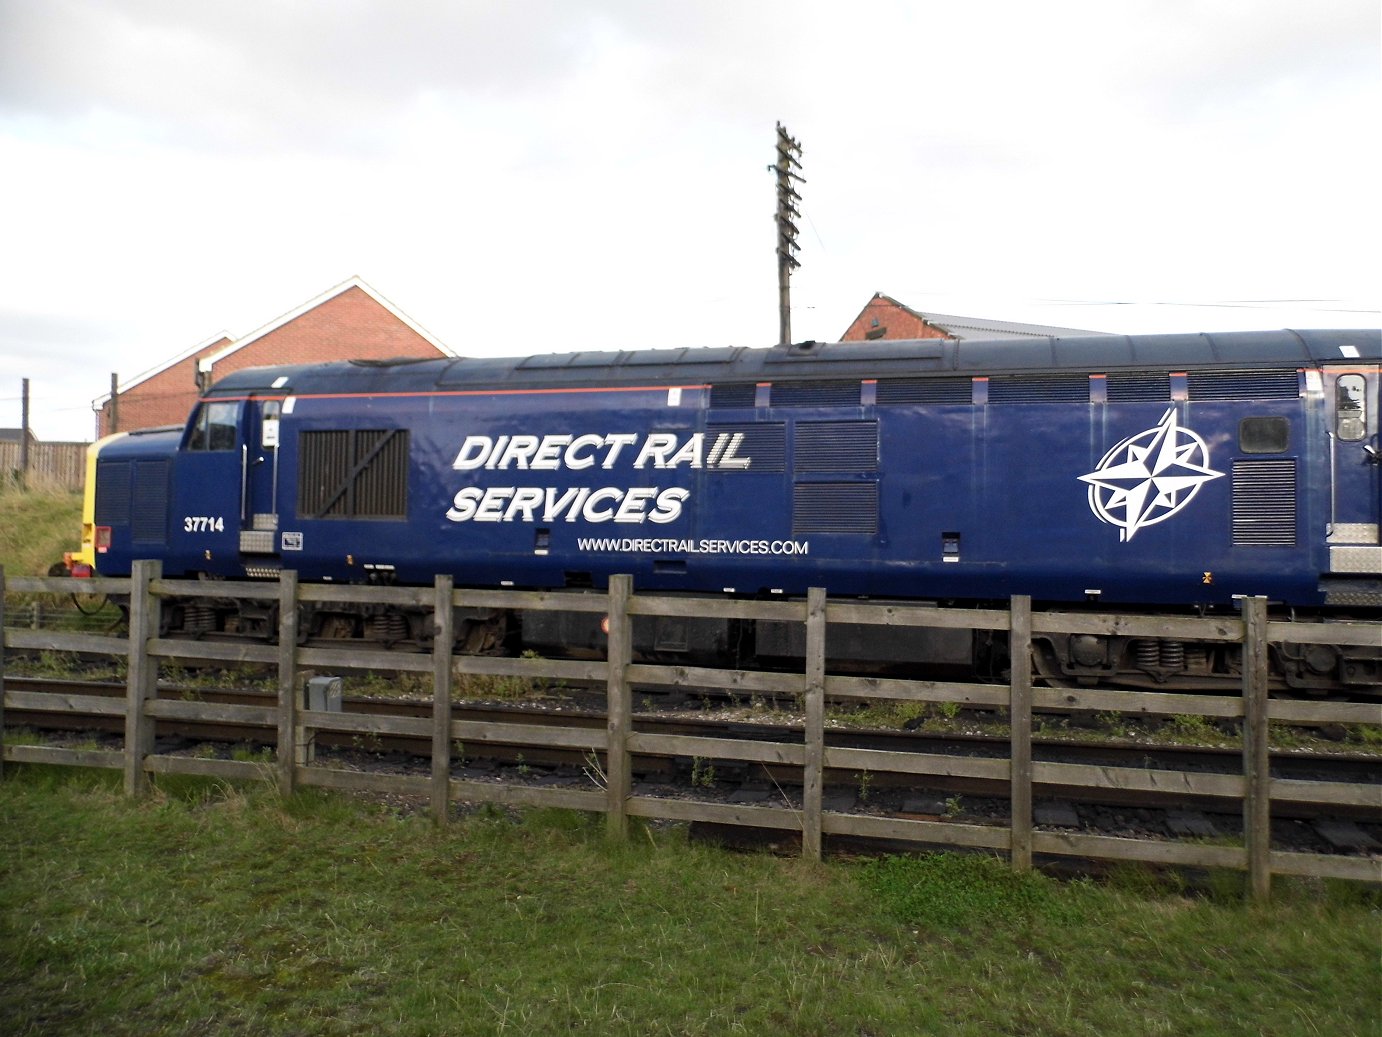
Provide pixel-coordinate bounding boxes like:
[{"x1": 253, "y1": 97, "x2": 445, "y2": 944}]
[
  {"x1": 704, "y1": 423, "x2": 785, "y2": 472},
  {"x1": 1232, "y1": 460, "x2": 1296, "y2": 546},
  {"x1": 299, "y1": 429, "x2": 410, "y2": 519},
  {"x1": 770, "y1": 380, "x2": 861, "y2": 407},
  {"x1": 1189, "y1": 370, "x2": 1299, "y2": 401},
  {"x1": 876, "y1": 378, "x2": 973, "y2": 406},
  {"x1": 988, "y1": 375, "x2": 1090, "y2": 404},
  {"x1": 795, "y1": 421, "x2": 878, "y2": 472},
  {"x1": 792, "y1": 483, "x2": 879, "y2": 534}
]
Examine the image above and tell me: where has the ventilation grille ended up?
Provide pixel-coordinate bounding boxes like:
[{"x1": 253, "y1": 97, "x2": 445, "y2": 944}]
[
  {"x1": 704, "y1": 423, "x2": 785, "y2": 472},
  {"x1": 1106, "y1": 372, "x2": 1170, "y2": 402},
  {"x1": 792, "y1": 483, "x2": 879, "y2": 534},
  {"x1": 1232, "y1": 460, "x2": 1296, "y2": 546},
  {"x1": 770, "y1": 380, "x2": 861, "y2": 407},
  {"x1": 130, "y1": 460, "x2": 169, "y2": 544},
  {"x1": 876, "y1": 378, "x2": 973, "y2": 406},
  {"x1": 1190, "y1": 370, "x2": 1299, "y2": 401},
  {"x1": 988, "y1": 375, "x2": 1090, "y2": 404},
  {"x1": 709, "y1": 384, "x2": 757, "y2": 409},
  {"x1": 795, "y1": 421, "x2": 878, "y2": 472},
  {"x1": 299, "y1": 429, "x2": 410, "y2": 519},
  {"x1": 94, "y1": 460, "x2": 132, "y2": 524}
]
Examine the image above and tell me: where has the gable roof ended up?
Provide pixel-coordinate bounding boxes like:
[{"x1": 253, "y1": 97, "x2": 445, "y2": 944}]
[
  {"x1": 197, "y1": 275, "x2": 455, "y2": 372},
  {"x1": 847, "y1": 292, "x2": 1111, "y2": 340},
  {"x1": 96, "y1": 277, "x2": 453, "y2": 407}
]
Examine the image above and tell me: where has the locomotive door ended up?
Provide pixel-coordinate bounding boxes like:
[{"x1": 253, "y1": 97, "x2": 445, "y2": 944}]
[
  {"x1": 239, "y1": 396, "x2": 283, "y2": 563},
  {"x1": 1323, "y1": 365, "x2": 1381, "y2": 563}
]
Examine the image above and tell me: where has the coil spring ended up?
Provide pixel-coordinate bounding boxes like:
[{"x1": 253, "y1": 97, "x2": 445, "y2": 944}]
[
  {"x1": 1134, "y1": 640, "x2": 1160, "y2": 670},
  {"x1": 1159, "y1": 640, "x2": 1186, "y2": 670},
  {"x1": 370, "y1": 613, "x2": 409, "y2": 642},
  {"x1": 184, "y1": 604, "x2": 215, "y2": 633}
]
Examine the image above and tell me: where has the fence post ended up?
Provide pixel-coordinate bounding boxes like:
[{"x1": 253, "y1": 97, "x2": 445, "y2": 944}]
[
  {"x1": 1242, "y1": 595, "x2": 1271, "y2": 902},
  {"x1": 605, "y1": 574, "x2": 633, "y2": 841},
  {"x1": 1009, "y1": 595, "x2": 1033, "y2": 873},
  {"x1": 802, "y1": 587, "x2": 826, "y2": 861},
  {"x1": 1, "y1": 565, "x2": 7, "y2": 780},
  {"x1": 431, "y1": 574, "x2": 455, "y2": 824},
  {"x1": 276, "y1": 571, "x2": 299, "y2": 798},
  {"x1": 124, "y1": 560, "x2": 161, "y2": 797}
]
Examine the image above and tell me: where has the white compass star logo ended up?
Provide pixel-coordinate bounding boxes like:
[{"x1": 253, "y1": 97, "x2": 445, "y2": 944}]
[{"x1": 1079, "y1": 408, "x2": 1224, "y2": 542}]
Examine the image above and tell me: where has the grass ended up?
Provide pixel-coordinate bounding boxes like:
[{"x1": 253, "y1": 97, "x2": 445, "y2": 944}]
[
  {"x1": 1, "y1": 766, "x2": 1378, "y2": 1036},
  {"x1": 0, "y1": 480, "x2": 82, "y2": 578}
]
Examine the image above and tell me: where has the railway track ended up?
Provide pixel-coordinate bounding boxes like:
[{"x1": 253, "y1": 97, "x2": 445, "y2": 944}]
[{"x1": 7, "y1": 676, "x2": 1380, "y2": 827}]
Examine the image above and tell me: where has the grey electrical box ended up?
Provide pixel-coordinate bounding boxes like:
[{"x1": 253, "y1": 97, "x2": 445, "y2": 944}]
[{"x1": 305, "y1": 675, "x2": 343, "y2": 712}]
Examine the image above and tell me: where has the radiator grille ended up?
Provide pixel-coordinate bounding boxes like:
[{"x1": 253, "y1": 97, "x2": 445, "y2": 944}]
[
  {"x1": 1232, "y1": 459, "x2": 1296, "y2": 546},
  {"x1": 795, "y1": 421, "x2": 878, "y2": 472},
  {"x1": 299, "y1": 429, "x2": 409, "y2": 519},
  {"x1": 130, "y1": 460, "x2": 169, "y2": 544},
  {"x1": 792, "y1": 483, "x2": 879, "y2": 534},
  {"x1": 94, "y1": 460, "x2": 131, "y2": 524},
  {"x1": 704, "y1": 423, "x2": 785, "y2": 472},
  {"x1": 1189, "y1": 370, "x2": 1299, "y2": 401},
  {"x1": 876, "y1": 378, "x2": 973, "y2": 405}
]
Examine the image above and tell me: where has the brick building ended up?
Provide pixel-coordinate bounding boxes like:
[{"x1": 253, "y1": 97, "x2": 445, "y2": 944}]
[
  {"x1": 840, "y1": 292, "x2": 1106, "y2": 342},
  {"x1": 96, "y1": 277, "x2": 453, "y2": 436}
]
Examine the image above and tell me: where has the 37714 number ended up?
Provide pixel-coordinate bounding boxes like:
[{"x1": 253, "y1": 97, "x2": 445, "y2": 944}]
[{"x1": 183, "y1": 516, "x2": 225, "y2": 533}]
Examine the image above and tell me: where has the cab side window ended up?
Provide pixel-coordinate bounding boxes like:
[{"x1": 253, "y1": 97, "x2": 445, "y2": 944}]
[
  {"x1": 1336, "y1": 375, "x2": 1366, "y2": 442},
  {"x1": 187, "y1": 402, "x2": 239, "y2": 451}
]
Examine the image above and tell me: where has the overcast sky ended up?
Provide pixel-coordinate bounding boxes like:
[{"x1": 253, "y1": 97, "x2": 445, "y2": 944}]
[{"x1": 2, "y1": 0, "x2": 1378, "y2": 441}]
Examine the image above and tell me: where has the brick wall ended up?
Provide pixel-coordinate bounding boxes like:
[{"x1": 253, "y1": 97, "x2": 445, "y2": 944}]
[
  {"x1": 100, "y1": 286, "x2": 447, "y2": 436},
  {"x1": 840, "y1": 295, "x2": 951, "y2": 342}
]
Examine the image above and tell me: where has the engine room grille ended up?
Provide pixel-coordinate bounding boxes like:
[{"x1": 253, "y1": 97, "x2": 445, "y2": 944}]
[
  {"x1": 792, "y1": 482, "x2": 879, "y2": 534},
  {"x1": 1105, "y1": 372, "x2": 1170, "y2": 402},
  {"x1": 987, "y1": 374, "x2": 1091, "y2": 404},
  {"x1": 703, "y1": 422, "x2": 785, "y2": 472},
  {"x1": 1232, "y1": 459, "x2": 1296, "y2": 546},
  {"x1": 875, "y1": 378, "x2": 973, "y2": 406},
  {"x1": 1189, "y1": 369, "x2": 1299, "y2": 401},
  {"x1": 708, "y1": 383, "x2": 757, "y2": 409},
  {"x1": 794, "y1": 421, "x2": 878, "y2": 472},
  {"x1": 770, "y1": 380, "x2": 861, "y2": 408},
  {"x1": 298, "y1": 429, "x2": 410, "y2": 519}
]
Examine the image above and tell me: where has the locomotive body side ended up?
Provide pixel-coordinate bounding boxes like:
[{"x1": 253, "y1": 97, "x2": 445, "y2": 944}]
[{"x1": 81, "y1": 329, "x2": 1380, "y2": 690}]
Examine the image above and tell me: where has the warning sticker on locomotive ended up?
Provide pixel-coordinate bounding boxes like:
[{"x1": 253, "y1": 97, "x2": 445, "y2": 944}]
[
  {"x1": 445, "y1": 431, "x2": 754, "y2": 526},
  {"x1": 1078, "y1": 408, "x2": 1224, "y2": 542}
]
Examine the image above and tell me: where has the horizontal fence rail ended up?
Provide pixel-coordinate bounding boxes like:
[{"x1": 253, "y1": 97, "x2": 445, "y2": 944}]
[{"x1": 3, "y1": 563, "x2": 1380, "y2": 900}]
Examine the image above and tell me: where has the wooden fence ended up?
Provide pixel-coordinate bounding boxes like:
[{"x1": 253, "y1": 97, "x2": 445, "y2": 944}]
[
  {"x1": 0, "y1": 440, "x2": 88, "y2": 491},
  {"x1": 2, "y1": 563, "x2": 1379, "y2": 901}
]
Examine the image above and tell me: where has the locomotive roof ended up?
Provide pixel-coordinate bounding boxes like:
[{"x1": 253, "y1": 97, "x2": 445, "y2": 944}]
[{"x1": 206, "y1": 328, "x2": 1381, "y2": 398}]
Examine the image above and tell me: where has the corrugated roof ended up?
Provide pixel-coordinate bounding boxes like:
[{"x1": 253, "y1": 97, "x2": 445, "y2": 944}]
[{"x1": 917, "y1": 311, "x2": 1112, "y2": 339}]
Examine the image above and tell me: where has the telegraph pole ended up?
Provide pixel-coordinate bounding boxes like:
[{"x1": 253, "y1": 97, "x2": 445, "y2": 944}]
[
  {"x1": 771, "y1": 122, "x2": 804, "y2": 345},
  {"x1": 19, "y1": 378, "x2": 30, "y2": 480}
]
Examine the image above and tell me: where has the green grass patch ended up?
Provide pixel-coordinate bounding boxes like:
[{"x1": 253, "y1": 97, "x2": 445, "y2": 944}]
[
  {"x1": 0, "y1": 482, "x2": 82, "y2": 578},
  {"x1": 2, "y1": 766, "x2": 1378, "y2": 1036}
]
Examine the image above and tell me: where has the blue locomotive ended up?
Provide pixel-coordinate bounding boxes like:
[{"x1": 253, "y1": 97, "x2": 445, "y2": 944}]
[{"x1": 70, "y1": 328, "x2": 1381, "y2": 694}]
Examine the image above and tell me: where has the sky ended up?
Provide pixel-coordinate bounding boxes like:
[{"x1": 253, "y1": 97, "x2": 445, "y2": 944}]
[{"x1": 1, "y1": 0, "x2": 1378, "y2": 442}]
